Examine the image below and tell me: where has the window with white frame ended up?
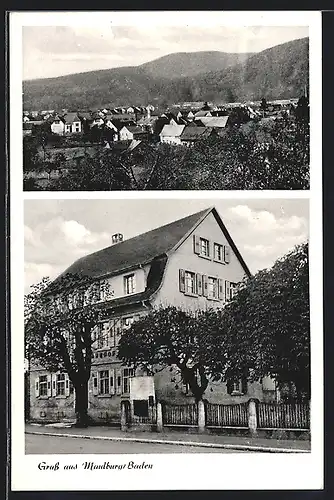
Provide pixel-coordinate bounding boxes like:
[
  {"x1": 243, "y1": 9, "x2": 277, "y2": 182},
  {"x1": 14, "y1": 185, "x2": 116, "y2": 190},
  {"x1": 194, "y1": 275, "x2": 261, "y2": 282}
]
[
  {"x1": 65, "y1": 124, "x2": 71, "y2": 132},
  {"x1": 124, "y1": 274, "x2": 136, "y2": 295},
  {"x1": 208, "y1": 277, "x2": 219, "y2": 299},
  {"x1": 122, "y1": 317, "x2": 134, "y2": 330},
  {"x1": 185, "y1": 271, "x2": 196, "y2": 294},
  {"x1": 227, "y1": 377, "x2": 248, "y2": 395},
  {"x1": 99, "y1": 370, "x2": 110, "y2": 395},
  {"x1": 122, "y1": 368, "x2": 134, "y2": 394},
  {"x1": 200, "y1": 238, "x2": 210, "y2": 257},
  {"x1": 39, "y1": 375, "x2": 48, "y2": 396},
  {"x1": 214, "y1": 243, "x2": 224, "y2": 262},
  {"x1": 56, "y1": 374, "x2": 66, "y2": 396}
]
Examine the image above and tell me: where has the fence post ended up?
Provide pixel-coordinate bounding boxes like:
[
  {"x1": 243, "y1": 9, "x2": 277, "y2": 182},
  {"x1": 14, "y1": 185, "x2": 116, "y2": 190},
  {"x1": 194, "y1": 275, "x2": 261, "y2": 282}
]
[
  {"x1": 120, "y1": 401, "x2": 127, "y2": 431},
  {"x1": 248, "y1": 399, "x2": 258, "y2": 436},
  {"x1": 198, "y1": 400, "x2": 205, "y2": 433},
  {"x1": 156, "y1": 402, "x2": 163, "y2": 433}
]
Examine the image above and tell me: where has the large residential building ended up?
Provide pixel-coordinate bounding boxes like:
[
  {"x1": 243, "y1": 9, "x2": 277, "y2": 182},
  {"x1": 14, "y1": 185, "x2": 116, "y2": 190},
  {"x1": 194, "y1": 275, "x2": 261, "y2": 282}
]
[{"x1": 29, "y1": 207, "x2": 277, "y2": 424}]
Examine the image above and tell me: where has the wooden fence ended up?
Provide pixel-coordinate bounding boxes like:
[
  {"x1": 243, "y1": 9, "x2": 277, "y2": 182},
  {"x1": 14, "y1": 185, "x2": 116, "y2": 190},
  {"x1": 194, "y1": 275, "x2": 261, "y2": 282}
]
[
  {"x1": 162, "y1": 403, "x2": 198, "y2": 426},
  {"x1": 159, "y1": 401, "x2": 310, "y2": 432},
  {"x1": 257, "y1": 402, "x2": 310, "y2": 430},
  {"x1": 206, "y1": 402, "x2": 248, "y2": 428}
]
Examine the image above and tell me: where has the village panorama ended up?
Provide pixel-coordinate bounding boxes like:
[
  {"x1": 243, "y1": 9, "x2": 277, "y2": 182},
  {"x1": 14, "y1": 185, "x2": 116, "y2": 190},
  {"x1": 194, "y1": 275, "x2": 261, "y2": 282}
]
[{"x1": 22, "y1": 34, "x2": 310, "y2": 192}]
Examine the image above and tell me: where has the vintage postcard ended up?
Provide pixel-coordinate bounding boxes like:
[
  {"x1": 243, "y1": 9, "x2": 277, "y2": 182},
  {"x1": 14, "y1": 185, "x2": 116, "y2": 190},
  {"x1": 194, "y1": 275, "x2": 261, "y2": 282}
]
[{"x1": 9, "y1": 10, "x2": 323, "y2": 492}]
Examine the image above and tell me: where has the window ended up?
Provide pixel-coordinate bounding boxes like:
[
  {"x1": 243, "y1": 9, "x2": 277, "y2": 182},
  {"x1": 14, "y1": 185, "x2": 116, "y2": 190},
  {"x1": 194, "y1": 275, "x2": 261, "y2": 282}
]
[
  {"x1": 96, "y1": 322, "x2": 112, "y2": 349},
  {"x1": 200, "y1": 238, "x2": 210, "y2": 257},
  {"x1": 122, "y1": 317, "x2": 134, "y2": 330},
  {"x1": 99, "y1": 370, "x2": 110, "y2": 395},
  {"x1": 39, "y1": 375, "x2": 48, "y2": 396},
  {"x1": 56, "y1": 374, "x2": 65, "y2": 396},
  {"x1": 208, "y1": 277, "x2": 218, "y2": 299},
  {"x1": 227, "y1": 377, "x2": 248, "y2": 395},
  {"x1": 65, "y1": 125, "x2": 71, "y2": 132},
  {"x1": 123, "y1": 368, "x2": 134, "y2": 394},
  {"x1": 214, "y1": 243, "x2": 224, "y2": 262},
  {"x1": 185, "y1": 271, "x2": 196, "y2": 294},
  {"x1": 124, "y1": 274, "x2": 136, "y2": 295}
]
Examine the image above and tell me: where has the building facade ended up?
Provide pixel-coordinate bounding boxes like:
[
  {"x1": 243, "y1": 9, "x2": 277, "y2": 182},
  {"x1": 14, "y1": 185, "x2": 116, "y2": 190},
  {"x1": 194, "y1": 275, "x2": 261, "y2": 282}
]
[{"x1": 29, "y1": 208, "x2": 277, "y2": 424}]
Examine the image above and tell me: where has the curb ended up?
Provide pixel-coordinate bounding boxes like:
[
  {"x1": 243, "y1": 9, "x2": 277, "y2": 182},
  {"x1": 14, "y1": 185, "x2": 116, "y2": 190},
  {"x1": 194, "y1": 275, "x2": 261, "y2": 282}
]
[{"x1": 26, "y1": 431, "x2": 309, "y2": 453}]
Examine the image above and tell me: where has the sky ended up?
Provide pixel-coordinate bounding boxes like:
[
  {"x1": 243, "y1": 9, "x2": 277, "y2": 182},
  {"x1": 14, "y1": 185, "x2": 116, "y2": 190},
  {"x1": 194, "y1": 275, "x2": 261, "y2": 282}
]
[
  {"x1": 22, "y1": 25, "x2": 309, "y2": 80},
  {"x1": 24, "y1": 199, "x2": 309, "y2": 294}
]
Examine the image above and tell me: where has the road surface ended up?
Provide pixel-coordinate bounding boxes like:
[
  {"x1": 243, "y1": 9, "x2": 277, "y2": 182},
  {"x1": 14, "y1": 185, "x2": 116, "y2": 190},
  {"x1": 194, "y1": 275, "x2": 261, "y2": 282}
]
[{"x1": 25, "y1": 433, "x2": 244, "y2": 454}]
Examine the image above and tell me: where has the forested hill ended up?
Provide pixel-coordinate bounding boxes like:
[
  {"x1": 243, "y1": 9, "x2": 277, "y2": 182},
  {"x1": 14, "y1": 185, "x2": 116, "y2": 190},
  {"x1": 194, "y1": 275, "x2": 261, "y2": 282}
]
[
  {"x1": 138, "y1": 51, "x2": 251, "y2": 78},
  {"x1": 23, "y1": 37, "x2": 308, "y2": 110}
]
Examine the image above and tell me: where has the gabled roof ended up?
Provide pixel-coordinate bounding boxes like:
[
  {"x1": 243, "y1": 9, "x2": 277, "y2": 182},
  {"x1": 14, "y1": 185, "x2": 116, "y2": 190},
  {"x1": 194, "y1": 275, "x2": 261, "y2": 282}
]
[
  {"x1": 199, "y1": 116, "x2": 229, "y2": 128},
  {"x1": 55, "y1": 207, "x2": 251, "y2": 285},
  {"x1": 63, "y1": 112, "x2": 81, "y2": 123},
  {"x1": 57, "y1": 209, "x2": 211, "y2": 281},
  {"x1": 160, "y1": 124, "x2": 185, "y2": 137},
  {"x1": 194, "y1": 110, "x2": 212, "y2": 118},
  {"x1": 122, "y1": 125, "x2": 145, "y2": 135},
  {"x1": 180, "y1": 126, "x2": 211, "y2": 141}
]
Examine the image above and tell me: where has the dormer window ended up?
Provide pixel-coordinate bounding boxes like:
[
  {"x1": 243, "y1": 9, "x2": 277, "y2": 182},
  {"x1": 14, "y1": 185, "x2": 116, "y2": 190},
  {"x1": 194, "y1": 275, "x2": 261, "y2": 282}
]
[{"x1": 124, "y1": 273, "x2": 136, "y2": 295}]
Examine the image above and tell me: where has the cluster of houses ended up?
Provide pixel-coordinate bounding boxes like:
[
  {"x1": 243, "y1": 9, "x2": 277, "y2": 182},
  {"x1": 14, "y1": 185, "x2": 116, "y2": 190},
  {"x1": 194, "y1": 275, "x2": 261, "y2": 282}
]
[
  {"x1": 23, "y1": 98, "x2": 298, "y2": 146},
  {"x1": 28, "y1": 207, "x2": 279, "y2": 424}
]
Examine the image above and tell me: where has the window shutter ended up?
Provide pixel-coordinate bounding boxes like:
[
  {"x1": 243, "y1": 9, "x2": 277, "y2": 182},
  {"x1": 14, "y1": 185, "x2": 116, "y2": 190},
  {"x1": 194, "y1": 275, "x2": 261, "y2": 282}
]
[
  {"x1": 179, "y1": 269, "x2": 185, "y2": 292},
  {"x1": 196, "y1": 273, "x2": 203, "y2": 296},
  {"x1": 193, "y1": 235, "x2": 200, "y2": 254},
  {"x1": 65, "y1": 374, "x2": 70, "y2": 397},
  {"x1": 218, "y1": 278, "x2": 224, "y2": 300},
  {"x1": 202, "y1": 275, "x2": 208, "y2": 297},
  {"x1": 51, "y1": 373, "x2": 56, "y2": 397},
  {"x1": 47, "y1": 374, "x2": 52, "y2": 397},
  {"x1": 35, "y1": 379, "x2": 39, "y2": 397},
  {"x1": 225, "y1": 280, "x2": 231, "y2": 301},
  {"x1": 92, "y1": 372, "x2": 98, "y2": 396},
  {"x1": 116, "y1": 369, "x2": 122, "y2": 395},
  {"x1": 224, "y1": 245, "x2": 230, "y2": 264},
  {"x1": 241, "y1": 377, "x2": 248, "y2": 395},
  {"x1": 109, "y1": 368, "x2": 116, "y2": 395}
]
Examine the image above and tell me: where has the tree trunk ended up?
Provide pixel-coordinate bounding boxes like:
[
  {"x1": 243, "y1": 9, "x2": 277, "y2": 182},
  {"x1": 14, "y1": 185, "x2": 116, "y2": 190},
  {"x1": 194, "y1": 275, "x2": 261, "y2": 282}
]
[
  {"x1": 74, "y1": 381, "x2": 89, "y2": 428},
  {"x1": 182, "y1": 366, "x2": 209, "y2": 402}
]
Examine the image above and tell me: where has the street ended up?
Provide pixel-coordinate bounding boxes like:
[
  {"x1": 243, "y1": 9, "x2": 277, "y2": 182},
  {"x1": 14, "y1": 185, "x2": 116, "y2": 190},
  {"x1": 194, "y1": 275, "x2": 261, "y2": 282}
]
[{"x1": 25, "y1": 433, "x2": 243, "y2": 454}]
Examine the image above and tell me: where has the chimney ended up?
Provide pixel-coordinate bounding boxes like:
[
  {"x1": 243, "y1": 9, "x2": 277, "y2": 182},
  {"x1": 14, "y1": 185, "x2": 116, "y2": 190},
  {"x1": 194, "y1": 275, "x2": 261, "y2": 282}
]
[
  {"x1": 112, "y1": 233, "x2": 124, "y2": 244},
  {"x1": 146, "y1": 106, "x2": 151, "y2": 120}
]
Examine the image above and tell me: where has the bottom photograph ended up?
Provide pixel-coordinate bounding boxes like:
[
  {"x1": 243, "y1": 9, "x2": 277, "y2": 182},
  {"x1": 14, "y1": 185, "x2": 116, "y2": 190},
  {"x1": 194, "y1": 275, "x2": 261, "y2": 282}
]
[{"x1": 24, "y1": 198, "x2": 310, "y2": 455}]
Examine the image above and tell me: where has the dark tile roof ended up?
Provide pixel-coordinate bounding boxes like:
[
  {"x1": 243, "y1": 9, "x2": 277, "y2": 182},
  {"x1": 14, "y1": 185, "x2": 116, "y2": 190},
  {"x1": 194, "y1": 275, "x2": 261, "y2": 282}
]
[
  {"x1": 181, "y1": 127, "x2": 211, "y2": 141},
  {"x1": 56, "y1": 208, "x2": 210, "y2": 281}
]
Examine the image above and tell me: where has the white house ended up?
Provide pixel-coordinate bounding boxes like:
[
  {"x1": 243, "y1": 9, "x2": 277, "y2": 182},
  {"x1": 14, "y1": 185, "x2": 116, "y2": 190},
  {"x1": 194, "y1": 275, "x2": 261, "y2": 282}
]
[
  {"x1": 50, "y1": 115, "x2": 65, "y2": 135},
  {"x1": 160, "y1": 124, "x2": 185, "y2": 145},
  {"x1": 30, "y1": 207, "x2": 281, "y2": 426},
  {"x1": 119, "y1": 125, "x2": 147, "y2": 141},
  {"x1": 63, "y1": 113, "x2": 82, "y2": 134}
]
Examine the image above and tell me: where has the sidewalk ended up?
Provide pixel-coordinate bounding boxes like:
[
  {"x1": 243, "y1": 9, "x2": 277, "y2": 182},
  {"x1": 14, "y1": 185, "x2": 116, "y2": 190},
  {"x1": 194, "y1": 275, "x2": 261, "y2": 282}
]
[{"x1": 25, "y1": 424, "x2": 310, "y2": 453}]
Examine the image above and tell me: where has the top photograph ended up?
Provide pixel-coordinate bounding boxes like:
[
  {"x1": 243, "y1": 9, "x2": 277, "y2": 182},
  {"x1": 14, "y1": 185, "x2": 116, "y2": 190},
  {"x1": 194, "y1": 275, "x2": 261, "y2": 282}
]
[{"x1": 22, "y1": 23, "x2": 310, "y2": 191}]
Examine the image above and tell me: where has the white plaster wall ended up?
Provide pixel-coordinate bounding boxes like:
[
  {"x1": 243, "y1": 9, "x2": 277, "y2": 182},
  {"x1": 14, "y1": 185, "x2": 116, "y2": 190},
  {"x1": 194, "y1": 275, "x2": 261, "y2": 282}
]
[
  {"x1": 152, "y1": 211, "x2": 248, "y2": 311},
  {"x1": 104, "y1": 264, "x2": 150, "y2": 299}
]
